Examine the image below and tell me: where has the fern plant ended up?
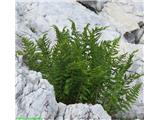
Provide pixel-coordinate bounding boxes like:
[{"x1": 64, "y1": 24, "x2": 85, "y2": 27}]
[{"x1": 16, "y1": 20, "x2": 143, "y2": 116}]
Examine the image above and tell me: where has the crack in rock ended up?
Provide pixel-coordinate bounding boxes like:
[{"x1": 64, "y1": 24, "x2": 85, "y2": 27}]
[
  {"x1": 16, "y1": 56, "x2": 112, "y2": 120},
  {"x1": 16, "y1": 0, "x2": 144, "y2": 119}
]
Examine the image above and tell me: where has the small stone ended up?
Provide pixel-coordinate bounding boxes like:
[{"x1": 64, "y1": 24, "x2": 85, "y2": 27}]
[
  {"x1": 124, "y1": 32, "x2": 136, "y2": 44},
  {"x1": 138, "y1": 21, "x2": 144, "y2": 28}
]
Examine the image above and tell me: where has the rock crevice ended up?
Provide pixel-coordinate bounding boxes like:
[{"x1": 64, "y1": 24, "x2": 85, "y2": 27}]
[
  {"x1": 16, "y1": 0, "x2": 144, "y2": 119},
  {"x1": 16, "y1": 56, "x2": 111, "y2": 120}
]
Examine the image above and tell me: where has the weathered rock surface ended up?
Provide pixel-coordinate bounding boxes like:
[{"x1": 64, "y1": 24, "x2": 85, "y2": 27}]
[
  {"x1": 102, "y1": 2, "x2": 140, "y2": 32},
  {"x1": 56, "y1": 103, "x2": 111, "y2": 120},
  {"x1": 16, "y1": 56, "x2": 111, "y2": 120},
  {"x1": 16, "y1": 0, "x2": 144, "y2": 119},
  {"x1": 100, "y1": 0, "x2": 144, "y2": 44},
  {"x1": 16, "y1": 56, "x2": 59, "y2": 119},
  {"x1": 16, "y1": 0, "x2": 119, "y2": 51},
  {"x1": 77, "y1": 0, "x2": 111, "y2": 13}
]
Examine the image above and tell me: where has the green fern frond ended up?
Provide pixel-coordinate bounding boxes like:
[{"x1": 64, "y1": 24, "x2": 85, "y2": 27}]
[{"x1": 17, "y1": 20, "x2": 143, "y2": 116}]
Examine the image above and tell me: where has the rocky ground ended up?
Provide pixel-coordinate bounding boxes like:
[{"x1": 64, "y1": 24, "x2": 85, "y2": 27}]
[
  {"x1": 16, "y1": 56, "x2": 111, "y2": 120},
  {"x1": 16, "y1": 0, "x2": 144, "y2": 119}
]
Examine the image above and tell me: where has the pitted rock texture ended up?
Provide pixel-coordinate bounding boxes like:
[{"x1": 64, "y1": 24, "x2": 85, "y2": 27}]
[
  {"x1": 16, "y1": 56, "x2": 112, "y2": 120},
  {"x1": 64, "y1": 104, "x2": 111, "y2": 120},
  {"x1": 16, "y1": 56, "x2": 59, "y2": 119},
  {"x1": 16, "y1": 0, "x2": 119, "y2": 51},
  {"x1": 56, "y1": 103, "x2": 112, "y2": 120}
]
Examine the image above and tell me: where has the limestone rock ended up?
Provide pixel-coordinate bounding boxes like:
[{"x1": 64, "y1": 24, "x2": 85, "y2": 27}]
[
  {"x1": 102, "y1": 2, "x2": 140, "y2": 33},
  {"x1": 16, "y1": 56, "x2": 59, "y2": 120},
  {"x1": 100, "y1": 0, "x2": 143, "y2": 36},
  {"x1": 55, "y1": 103, "x2": 67, "y2": 120},
  {"x1": 16, "y1": 0, "x2": 119, "y2": 49},
  {"x1": 64, "y1": 103, "x2": 111, "y2": 120},
  {"x1": 16, "y1": 56, "x2": 112, "y2": 120}
]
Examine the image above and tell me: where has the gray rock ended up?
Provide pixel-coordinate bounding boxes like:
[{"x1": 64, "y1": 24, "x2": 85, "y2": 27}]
[
  {"x1": 124, "y1": 27, "x2": 144, "y2": 44},
  {"x1": 133, "y1": 28, "x2": 144, "y2": 44},
  {"x1": 16, "y1": 56, "x2": 112, "y2": 120},
  {"x1": 64, "y1": 103, "x2": 111, "y2": 120},
  {"x1": 77, "y1": 0, "x2": 110, "y2": 13},
  {"x1": 124, "y1": 32, "x2": 136, "y2": 44},
  {"x1": 16, "y1": 1, "x2": 120, "y2": 48},
  {"x1": 16, "y1": 56, "x2": 59, "y2": 120},
  {"x1": 55, "y1": 103, "x2": 67, "y2": 120},
  {"x1": 124, "y1": 21, "x2": 144, "y2": 44},
  {"x1": 138, "y1": 21, "x2": 144, "y2": 28}
]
